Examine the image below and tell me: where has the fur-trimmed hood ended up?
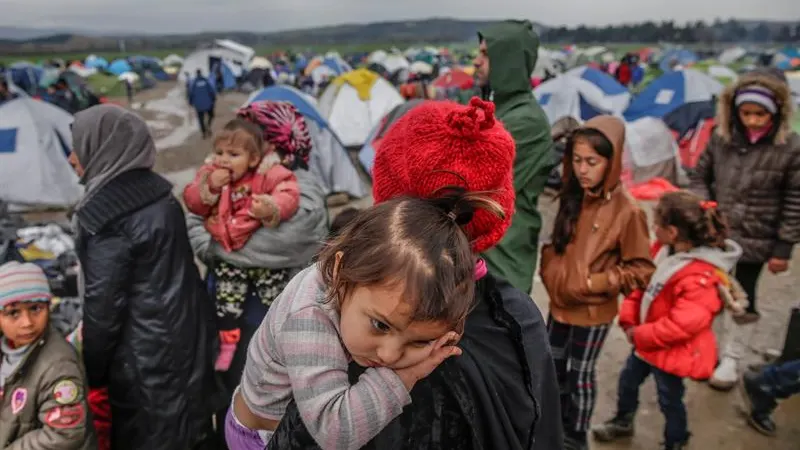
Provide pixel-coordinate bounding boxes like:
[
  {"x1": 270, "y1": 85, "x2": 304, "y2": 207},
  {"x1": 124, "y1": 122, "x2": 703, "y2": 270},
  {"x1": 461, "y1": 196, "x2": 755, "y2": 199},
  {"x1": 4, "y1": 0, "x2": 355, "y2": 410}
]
[{"x1": 716, "y1": 70, "x2": 794, "y2": 145}]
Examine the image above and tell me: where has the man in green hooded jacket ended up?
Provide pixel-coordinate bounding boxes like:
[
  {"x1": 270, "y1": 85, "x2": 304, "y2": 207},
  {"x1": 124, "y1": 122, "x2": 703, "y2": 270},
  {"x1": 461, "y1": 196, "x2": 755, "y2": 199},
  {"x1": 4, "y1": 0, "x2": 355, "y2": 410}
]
[{"x1": 475, "y1": 20, "x2": 554, "y2": 294}]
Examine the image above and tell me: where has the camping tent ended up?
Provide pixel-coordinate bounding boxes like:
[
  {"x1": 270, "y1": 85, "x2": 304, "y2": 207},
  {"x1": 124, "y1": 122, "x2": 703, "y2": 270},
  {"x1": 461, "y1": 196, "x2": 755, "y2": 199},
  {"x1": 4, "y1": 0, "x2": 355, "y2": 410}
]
[
  {"x1": 8, "y1": 62, "x2": 43, "y2": 95},
  {"x1": 0, "y1": 97, "x2": 81, "y2": 207},
  {"x1": 179, "y1": 46, "x2": 249, "y2": 82},
  {"x1": 533, "y1": 48, "x2": 562, "y2": 79},
  {"x1": 534, "y1": 67, "x2": 631, "y2": 124},
  {"x1": 624, "y1": 69, "x2": 723, "y2": 137},
  {"x1": 163, "y1": 54, "x2": 184, "y2": 67},
  {"x1": 84, "y1": 55, "x2": 109, "y2": 70},
  {"x1": 659, "y1": 49, "x2": 699, "y2": 72},
  {"x1": 719, "y1": 47, "x2": 748, "y2": 65},
  {"x1": 245, "y1": 85, "x2": 366, "y2": 198},
  {"x1": 623, "y1": 117, "x2": 685, "y2": 186},
  {"x1": 318, "y1": 69, "x2": 405, "y2": 147},
  {"x1": 108, "y1": 59, "x2": 133, "y2": 76},
  {"x1": 213, "y1": 39, "x2": 255, "y2": 63},
  {"x1": 359, "y1": 100, "x2": 426, "y2": 176},
  {"x1": 707, "y1": 65, "x2": 738, "y2": 82}
]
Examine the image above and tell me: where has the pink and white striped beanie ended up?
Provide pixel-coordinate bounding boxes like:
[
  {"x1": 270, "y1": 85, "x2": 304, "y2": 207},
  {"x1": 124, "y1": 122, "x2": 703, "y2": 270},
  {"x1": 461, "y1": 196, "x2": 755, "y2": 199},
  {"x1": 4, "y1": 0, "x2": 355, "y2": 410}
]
[{"x1": 0, "y1": 262, "x2": 52, "y2": 310}]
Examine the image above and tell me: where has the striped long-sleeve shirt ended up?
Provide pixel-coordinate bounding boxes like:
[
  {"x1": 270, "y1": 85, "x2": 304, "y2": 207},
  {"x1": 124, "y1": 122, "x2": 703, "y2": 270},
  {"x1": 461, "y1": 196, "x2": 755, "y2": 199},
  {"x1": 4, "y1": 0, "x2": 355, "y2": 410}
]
[{"x1": 240, "y1": 266, "x2": 412, "y2": 450}]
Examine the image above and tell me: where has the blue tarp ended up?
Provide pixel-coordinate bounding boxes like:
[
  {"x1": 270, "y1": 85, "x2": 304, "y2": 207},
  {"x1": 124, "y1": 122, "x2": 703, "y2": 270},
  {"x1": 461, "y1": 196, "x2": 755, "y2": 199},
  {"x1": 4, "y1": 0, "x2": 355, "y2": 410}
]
[{"x1": 624, "y1": 70, "x2": 722, "y2": 136}]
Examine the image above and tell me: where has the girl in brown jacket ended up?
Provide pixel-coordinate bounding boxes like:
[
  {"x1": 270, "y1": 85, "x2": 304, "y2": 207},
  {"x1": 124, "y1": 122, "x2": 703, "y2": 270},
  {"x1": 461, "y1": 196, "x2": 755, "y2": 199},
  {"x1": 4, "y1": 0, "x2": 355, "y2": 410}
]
[{"x1": 540, "y1": 115, "x2": 654, "y2": 450}]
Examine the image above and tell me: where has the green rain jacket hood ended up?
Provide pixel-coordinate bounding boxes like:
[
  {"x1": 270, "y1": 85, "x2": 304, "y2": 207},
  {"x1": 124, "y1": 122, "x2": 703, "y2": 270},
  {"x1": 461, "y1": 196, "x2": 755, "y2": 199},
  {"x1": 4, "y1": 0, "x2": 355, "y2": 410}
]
[
  {"x1": 478, "y1": 20, "x2": 539, "y2": 104},
  {"x1": 479, "y1": 21, "x2": 555, "y2": 295}
]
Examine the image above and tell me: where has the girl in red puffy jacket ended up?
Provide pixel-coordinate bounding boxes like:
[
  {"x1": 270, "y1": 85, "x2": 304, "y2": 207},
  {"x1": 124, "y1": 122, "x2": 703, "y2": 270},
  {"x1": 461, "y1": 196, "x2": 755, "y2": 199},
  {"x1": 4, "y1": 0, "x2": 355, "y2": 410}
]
[{"x1": 592, "y1": 191, "x2": 743, "y2": 450}]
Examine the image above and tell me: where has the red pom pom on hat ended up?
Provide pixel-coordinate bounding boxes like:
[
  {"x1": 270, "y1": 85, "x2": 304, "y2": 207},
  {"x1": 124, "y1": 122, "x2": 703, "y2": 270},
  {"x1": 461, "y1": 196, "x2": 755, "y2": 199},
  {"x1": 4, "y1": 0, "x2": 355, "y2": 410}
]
[{"x1": 373, "y1": 97, "x2": 516, "y2": 253}]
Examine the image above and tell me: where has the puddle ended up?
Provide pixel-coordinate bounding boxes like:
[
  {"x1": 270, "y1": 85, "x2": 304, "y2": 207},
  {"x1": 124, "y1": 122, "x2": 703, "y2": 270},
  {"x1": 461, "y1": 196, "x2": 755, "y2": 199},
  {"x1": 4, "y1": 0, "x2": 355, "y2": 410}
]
[{"x1": 141, "y1": 87, "x2": 197, "y2": 151}]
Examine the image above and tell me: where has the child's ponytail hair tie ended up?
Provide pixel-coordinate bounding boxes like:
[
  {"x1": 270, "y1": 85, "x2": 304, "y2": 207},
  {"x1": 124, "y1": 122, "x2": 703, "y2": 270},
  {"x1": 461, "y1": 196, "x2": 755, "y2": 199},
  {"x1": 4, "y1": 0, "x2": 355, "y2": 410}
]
[{"x1": 700, "y1": 200, "x2": 717, "y2": 211}]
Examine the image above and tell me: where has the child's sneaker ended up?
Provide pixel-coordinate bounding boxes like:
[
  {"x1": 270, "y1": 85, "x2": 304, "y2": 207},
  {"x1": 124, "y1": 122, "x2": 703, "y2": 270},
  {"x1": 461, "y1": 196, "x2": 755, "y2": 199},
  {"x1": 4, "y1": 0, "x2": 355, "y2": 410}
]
[
  {"x1": 592, "y1": 413, "x2": 635, "y2": 442},
  {"x1": 740, "y1": 371, "x2": 778, "y2": 436}
]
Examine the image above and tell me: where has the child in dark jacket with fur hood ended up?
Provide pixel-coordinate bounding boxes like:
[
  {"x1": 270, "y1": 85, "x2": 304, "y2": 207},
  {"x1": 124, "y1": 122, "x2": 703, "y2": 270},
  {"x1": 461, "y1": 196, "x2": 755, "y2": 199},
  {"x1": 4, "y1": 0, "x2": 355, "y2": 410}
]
[{"x1": 689, "y1": 68, "x2": 800, "y2": 389}]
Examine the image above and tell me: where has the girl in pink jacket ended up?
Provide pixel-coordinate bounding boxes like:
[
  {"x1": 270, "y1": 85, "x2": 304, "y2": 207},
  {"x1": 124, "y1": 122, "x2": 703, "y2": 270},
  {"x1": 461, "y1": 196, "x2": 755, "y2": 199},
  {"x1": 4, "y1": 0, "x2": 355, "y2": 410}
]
[{"x1": 184, "y1": 101, "x2": 312, "y2": 371}]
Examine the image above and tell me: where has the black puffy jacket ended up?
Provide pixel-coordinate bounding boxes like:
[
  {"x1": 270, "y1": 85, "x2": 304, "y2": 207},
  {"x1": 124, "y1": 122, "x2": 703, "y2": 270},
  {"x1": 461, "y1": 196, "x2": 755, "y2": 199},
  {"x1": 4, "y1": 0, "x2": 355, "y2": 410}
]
[
  {"x1": 75, "y1": 169, "x2": 222, "y2": 450},
  {"x1": 269, "y1": 273, "x2": 564, "y2": 450}
]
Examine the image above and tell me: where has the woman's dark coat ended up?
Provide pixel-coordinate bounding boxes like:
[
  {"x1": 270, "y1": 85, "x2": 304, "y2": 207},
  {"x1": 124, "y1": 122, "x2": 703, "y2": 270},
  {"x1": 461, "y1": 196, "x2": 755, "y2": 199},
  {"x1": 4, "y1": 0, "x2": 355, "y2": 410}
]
[{"x1": 75, "y1": 169, "x2": 222, "y2": 450}]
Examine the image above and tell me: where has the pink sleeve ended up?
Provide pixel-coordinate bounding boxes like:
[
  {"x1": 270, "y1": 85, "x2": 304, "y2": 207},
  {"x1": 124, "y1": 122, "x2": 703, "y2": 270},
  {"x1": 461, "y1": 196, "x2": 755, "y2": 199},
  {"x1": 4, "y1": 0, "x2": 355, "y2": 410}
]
[
  {"x1": 182, "y1": 165, "x2": 219, "y2": 217},
  {"x1": 252, "y1": 166, "x2": 300, "y2": 227},
  {"x1": 277, "y1": 306, "x2": 411, "y2": 450}
]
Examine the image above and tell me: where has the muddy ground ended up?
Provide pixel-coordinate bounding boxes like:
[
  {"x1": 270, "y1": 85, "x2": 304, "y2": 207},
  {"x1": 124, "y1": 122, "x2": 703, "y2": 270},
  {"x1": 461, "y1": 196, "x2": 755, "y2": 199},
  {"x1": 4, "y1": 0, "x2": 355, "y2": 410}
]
[{"x1": 114, "y1": 82, "x2": 800, "y2": 449}]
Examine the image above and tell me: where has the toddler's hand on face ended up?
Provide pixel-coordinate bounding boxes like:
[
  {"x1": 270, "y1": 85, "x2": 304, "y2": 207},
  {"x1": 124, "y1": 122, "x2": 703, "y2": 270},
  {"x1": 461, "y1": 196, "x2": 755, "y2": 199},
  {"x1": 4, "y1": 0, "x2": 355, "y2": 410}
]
[
  {"x1": 209, "y1": 169, "x2": 231, "y2": 190},
  {"x1": 249, "y1": 195, "x2": 274, "y2": 220},
  {"x1": 395, "y1": 331, "x2": 462, "y2": 391}
]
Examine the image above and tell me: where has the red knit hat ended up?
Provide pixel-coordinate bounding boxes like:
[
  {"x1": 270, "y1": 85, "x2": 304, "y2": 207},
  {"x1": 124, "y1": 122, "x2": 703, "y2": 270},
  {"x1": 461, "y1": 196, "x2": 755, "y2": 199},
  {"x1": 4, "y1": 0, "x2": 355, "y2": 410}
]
[{"x1": 373, "y1": 97, "x2": 516, "y2": 253}]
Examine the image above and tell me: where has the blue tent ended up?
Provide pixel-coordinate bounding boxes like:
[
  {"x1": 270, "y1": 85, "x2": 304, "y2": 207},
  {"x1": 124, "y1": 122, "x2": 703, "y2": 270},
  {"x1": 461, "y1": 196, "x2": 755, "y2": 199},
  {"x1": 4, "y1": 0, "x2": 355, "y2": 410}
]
[
  {"x1": 570, "y1": 66, "x2": 629, "y2": 96},
  {"x1": 534, "y1": 67, "x2": 631, "y2": 124},
  {"x1": 84, "y1": 56, "x2": 109, "y2": 70},
  {"x1": 322, "y1": 56, "x2": 352, "y2": 75},
  {"x1": 624, "y1": 69, "x2": 723, "y2": 136},
  {"x1": 7, "y1": 63, "x2": 43, "y2": 95},
  {"x1": 108, "y1": 59, "x2": 133, "y2": 75},
  {"x1": 247, "y1": 85, "x2": 328, "y2": 130},
  {"x1": 659, "y1": 49, "x2": 699, "y2": 72}
]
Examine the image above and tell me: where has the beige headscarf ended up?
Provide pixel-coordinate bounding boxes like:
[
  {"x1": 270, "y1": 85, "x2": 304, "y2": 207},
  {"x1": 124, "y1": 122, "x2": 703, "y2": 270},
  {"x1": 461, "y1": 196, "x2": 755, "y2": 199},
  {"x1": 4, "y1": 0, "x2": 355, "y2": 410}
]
[{"x1": 72, "y1": 104, "x2": 156, "y2": 209}]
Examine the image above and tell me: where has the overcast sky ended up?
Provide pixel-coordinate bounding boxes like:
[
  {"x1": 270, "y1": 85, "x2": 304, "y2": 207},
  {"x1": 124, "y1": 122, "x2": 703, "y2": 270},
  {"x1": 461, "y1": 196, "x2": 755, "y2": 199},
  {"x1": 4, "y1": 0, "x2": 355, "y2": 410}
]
[{"x1": 5, "y1": 0, "x2": 799, "y2": 34}]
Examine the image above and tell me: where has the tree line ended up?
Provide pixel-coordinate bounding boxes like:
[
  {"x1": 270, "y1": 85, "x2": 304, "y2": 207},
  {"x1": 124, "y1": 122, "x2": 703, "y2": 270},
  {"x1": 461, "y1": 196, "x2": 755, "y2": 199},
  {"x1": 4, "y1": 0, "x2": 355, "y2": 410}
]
[{"x1": 541, "y1": 19, "x2": 800, "y2": 44}]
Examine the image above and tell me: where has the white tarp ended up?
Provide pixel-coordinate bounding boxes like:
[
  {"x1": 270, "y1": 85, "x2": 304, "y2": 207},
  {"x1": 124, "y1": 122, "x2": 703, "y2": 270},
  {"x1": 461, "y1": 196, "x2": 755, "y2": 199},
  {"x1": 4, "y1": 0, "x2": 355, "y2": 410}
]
[
  {"x1": 213, "y1": 39, "x2": 255, "y2": 62},
  {"x1": 0, "y1": 97, "x2": 82, "y2": 207},
  {"x1": 719, "y1": 47, "x2": 748, "y2": 65},
  {"x1": 624, "y1": 117, "x2": 685, "y2": 185}
]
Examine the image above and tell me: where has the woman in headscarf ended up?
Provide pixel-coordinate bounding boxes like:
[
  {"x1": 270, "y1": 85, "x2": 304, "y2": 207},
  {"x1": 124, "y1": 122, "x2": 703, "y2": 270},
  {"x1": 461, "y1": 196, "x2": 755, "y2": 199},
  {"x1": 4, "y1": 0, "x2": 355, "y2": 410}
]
[{"x1": 68, "y1": 104, "x2": 222, "y2": 450}]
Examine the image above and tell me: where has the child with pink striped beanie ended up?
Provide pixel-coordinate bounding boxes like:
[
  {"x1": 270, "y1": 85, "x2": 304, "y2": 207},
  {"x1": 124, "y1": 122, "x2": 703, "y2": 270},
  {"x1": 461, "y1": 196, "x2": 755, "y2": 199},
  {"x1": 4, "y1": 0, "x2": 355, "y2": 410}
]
[{"x1": 0, "y1": 261, "x2": 95, "y2": 448}]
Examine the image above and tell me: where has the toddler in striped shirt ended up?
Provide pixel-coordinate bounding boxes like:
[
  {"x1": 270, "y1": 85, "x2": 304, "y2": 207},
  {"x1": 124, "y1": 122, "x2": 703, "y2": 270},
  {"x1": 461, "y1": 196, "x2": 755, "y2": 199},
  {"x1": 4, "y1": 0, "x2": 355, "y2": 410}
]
[{"x1": 225, "y1": 189, "x2": 505, "y2": 449}]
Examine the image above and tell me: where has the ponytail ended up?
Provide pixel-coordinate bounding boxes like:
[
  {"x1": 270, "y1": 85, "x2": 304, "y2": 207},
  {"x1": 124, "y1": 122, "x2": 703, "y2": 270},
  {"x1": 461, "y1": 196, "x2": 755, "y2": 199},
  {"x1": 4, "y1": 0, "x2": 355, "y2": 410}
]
[{"x1": 657, "y1": 193, "x2": 729, "y2": 249}]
